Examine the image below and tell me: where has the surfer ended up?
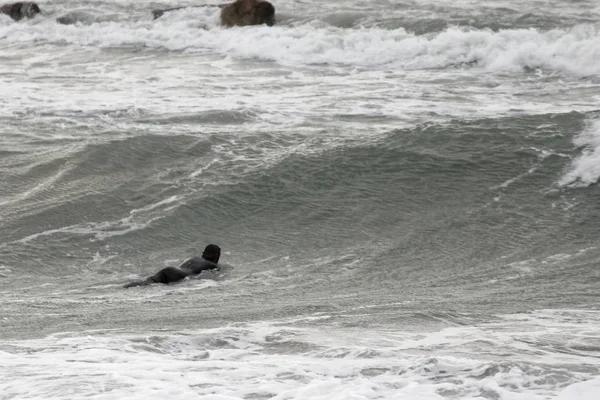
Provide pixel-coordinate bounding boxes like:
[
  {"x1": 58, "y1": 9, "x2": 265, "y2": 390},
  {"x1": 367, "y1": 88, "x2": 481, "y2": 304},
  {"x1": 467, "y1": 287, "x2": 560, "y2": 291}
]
[{"x1": 123, "y1": 244, "x2": 221, "y2": 288}]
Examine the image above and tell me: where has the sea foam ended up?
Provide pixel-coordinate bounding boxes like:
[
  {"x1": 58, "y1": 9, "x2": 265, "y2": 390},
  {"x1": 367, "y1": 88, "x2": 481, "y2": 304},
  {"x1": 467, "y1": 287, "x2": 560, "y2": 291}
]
[
  {"x1": 1, "y1": 311, "x2": 599, "y2": 400},
  {"x1": 1, "y1": 13, "x2": 599, "y2": 76},
  {"x1": 559, "y1": 118, "x2": 600, "y2": 187}
]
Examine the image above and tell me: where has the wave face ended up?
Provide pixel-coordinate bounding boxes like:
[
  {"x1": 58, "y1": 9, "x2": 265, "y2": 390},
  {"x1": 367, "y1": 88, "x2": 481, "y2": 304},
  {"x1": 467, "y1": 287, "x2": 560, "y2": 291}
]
[
  {"x1": 2, "y1": 111, "x2": 599, "y2": 319},
  {"x1": 1, "y1": 0, "x2": 600, "y2": 398}
]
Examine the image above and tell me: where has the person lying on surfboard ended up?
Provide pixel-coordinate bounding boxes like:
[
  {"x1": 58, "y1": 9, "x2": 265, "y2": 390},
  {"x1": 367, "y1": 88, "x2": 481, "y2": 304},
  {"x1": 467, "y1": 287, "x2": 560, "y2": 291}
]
[{"x1": 123, "y1": 244, "x2": 221, "y2": 288}]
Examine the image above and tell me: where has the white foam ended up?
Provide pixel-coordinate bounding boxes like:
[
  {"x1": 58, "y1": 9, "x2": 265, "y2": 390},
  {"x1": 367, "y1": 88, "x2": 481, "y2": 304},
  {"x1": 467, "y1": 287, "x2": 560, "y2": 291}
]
[
  {"x1": 1, "y1": 15, "x2": 600, "y2": 76},
  {"x1": 0, "y1": 264, "x2": 12, "y2": 277},
  {"x1": 559, "y1": 118, "x2": 600, "y2": 187},
  {"x1": 1, "y1": 310, "x2": 599, "y2": 400},
  {"x1": 11, "y1": 195, "x2": 180, "y2": 244},
  {"x1": 557, "y1": 378, "x2": 600, "y2": 400}
]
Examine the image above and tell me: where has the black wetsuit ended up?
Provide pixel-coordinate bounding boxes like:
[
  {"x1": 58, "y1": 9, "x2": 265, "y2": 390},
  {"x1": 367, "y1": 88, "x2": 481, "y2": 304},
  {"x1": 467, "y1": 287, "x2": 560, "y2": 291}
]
[
  {"x1": 123, "y1": 244, "x2": 221, "y2": 288},
  {"x1": 148, "y1": 257, "x2": 219, "y2": 284}
]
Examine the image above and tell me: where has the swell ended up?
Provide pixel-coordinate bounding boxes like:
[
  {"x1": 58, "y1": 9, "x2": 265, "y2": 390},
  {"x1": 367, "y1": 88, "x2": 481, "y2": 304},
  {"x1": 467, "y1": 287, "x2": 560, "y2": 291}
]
[{"x1": 3, "y1": 112, "x2": 600, "y2": 298}]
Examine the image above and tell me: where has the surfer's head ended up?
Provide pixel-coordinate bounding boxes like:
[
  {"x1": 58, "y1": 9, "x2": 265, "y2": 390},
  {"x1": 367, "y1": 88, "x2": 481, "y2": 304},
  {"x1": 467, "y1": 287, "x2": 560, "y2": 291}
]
[{"x1": 202, "y1": 244, "x2": 221, "y2": 264}]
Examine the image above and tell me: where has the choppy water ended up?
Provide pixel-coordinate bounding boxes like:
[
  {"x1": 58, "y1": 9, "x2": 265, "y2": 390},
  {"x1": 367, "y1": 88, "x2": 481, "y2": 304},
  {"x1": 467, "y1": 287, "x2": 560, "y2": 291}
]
[{"x1": 1, "y1": 0, "x2": 600, "y2": 399}]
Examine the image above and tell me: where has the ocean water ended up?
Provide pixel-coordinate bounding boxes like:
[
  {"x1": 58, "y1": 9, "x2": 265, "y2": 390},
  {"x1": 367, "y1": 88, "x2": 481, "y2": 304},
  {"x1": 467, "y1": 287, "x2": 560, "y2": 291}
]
[{"x1": 1, "y1": 0, "x2": 600, "y2": 398}]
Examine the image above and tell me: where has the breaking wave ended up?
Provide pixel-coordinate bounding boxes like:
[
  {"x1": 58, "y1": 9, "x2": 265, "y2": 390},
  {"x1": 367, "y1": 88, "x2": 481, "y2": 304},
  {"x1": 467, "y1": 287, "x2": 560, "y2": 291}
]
[{"x1": 1, "y1": 11, "x2": 600, "y2": 76}]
